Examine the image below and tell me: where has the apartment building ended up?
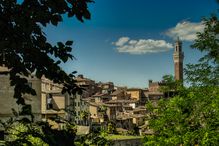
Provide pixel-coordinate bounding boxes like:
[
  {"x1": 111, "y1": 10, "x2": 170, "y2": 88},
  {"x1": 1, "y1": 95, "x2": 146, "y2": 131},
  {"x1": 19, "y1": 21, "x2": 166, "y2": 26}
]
[{"x1": 0, "y1": 67, "x2": 70, "y2": 129}]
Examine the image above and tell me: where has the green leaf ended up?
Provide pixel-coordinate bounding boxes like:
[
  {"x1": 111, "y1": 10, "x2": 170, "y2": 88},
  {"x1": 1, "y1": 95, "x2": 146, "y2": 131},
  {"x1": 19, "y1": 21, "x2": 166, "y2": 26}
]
[{"x1": 65, "y1": 41, "x2": 73, "y2": 46}]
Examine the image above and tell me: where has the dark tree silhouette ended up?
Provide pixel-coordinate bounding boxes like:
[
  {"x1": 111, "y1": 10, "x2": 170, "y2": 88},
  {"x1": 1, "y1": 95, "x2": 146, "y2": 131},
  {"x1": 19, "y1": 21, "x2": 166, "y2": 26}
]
[
  {"x1": 0, "y1": 1, "x2": 94, "y2": 144},
  {"x1": 0, "y1": 0, "x2": 93, "y2": 105}
]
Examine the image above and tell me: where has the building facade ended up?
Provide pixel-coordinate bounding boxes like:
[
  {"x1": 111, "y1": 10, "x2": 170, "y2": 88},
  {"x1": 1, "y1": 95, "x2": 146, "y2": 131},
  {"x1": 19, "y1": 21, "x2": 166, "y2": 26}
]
[
  {"x1": 0, "y1": 71, "x2": 42, "y2": 122},
  {"x1": 0, "y1": 67, "x2": 70, "y2": 129}
]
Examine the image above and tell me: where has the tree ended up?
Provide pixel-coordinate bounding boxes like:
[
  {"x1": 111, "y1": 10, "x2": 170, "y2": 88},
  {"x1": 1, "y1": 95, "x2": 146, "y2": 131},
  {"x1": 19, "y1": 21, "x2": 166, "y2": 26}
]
[
  {"x1": 159, "y1": 75, "x2": 182, "y2": 98},
  {"x1": 144, "y1": 86, "x2": 219, "y2": 146},
  {"x1": 0, "y1": 0, "x2": 93, "y2": 106},
  {"x1": 1, "y1": 115, "x2": 77, "y2": 146},
  {"x1": 0, "y1": 0, "x2": 93, "y2": 145},
  {"x1": 107, "y1": 121, "x2": 117, "y2": 134},
  {"x1": 98, "y1": 105, "x2": 108, "y2": 122},
  {"x1": 185, "y1": 15, "x2": 219, "y2": 86},
  {"x1": 79, "y1": 111, "x2": 89, "y2": 126},
  {"x1": 144, "y1": 3, "x2": 219, "y2": 146},
  {"x1": 74, "y1": 132, "x2": 113, "y2": 146}
]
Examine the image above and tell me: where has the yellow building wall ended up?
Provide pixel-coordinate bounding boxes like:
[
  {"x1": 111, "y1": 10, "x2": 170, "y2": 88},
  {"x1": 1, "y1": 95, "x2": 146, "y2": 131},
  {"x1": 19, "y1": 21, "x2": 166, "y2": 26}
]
[
  {"x1": 89, "y1": 105, "x2": 98, "y2": 117},
  {"x1": 52, "y1": 95, "x2": 65, "y2": 110},
  {"x1": 41, "y1": 93, "x2": 47, "y2": 113},
  {"x1": 127, "y1": 91, "x2": 140, "y2": 100}
]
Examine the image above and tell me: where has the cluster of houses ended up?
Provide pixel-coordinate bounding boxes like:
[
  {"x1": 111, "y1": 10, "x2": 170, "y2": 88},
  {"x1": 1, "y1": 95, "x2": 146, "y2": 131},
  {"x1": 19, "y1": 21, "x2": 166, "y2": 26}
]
[
  {"x1": 0, "y1": 64, "x2": 163, "y2": 136},
  {"x1": 0, "y1": 39, "x2": 184, "y2": 142},
  {"x1": 73, "y1": 75, "x2": 164, "y2": 135}
]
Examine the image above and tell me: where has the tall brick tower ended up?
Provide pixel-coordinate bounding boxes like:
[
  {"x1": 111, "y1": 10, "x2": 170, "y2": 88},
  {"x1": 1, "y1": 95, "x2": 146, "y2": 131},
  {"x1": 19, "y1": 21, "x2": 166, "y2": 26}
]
[{"x1": 173, "y1": 37, "x2": 184, "y2": 81}]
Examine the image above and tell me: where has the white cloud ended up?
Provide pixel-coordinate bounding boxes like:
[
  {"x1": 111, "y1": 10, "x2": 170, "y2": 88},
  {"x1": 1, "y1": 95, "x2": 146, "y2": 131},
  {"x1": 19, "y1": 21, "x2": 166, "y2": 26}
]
[
  {"x1": 113, "y1": 37, "x2": 130, "y2": 46},
  {"x1": 166, "y1": 21, "x2": 204, "y2": 41},
  {"x1": 113, "y1": 37, "x2": 173, "y2": 55}
]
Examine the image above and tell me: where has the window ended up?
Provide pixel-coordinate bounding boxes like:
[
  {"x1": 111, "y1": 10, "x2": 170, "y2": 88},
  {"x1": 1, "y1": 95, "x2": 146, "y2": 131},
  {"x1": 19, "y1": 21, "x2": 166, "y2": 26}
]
[
  {"x1": 50, "y1": 85, "x2": 53, "y2": 90},
  {"x1": 46, "y1": 94, "x2": 53, "y2": 110},
  {"x1": 175, "y1": 46, "x2": 178, "y2": 52}
]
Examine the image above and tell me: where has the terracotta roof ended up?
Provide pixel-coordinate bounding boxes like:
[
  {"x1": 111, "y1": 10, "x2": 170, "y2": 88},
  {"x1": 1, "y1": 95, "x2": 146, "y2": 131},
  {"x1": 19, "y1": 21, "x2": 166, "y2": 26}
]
[
  {"x1": 106, "y1": 99, "x2": 138, "y2": 104},
  {"x1": 131, "y1": 114, "x2": 145, "y2": 118},
  {"x1": 110, "y1": 90, "x2": 123, "y2": 96},
  {"x1": 143, "y1": 91, "x2": 164, "y2": 96},
  {"x1": 133, "y1": 108, "x2": 146, "y2": 112},
  {"x1": 116, "y1": 114, "x2": 132, "y2": 120},
  {"x1": 89, "y1": 102, "x2": 119, "y2": 107},
  {"x1": 127, "y1": 88, "x2": 141, "y2": 91},
  {"x1": 93, "y1": 93, "x2": 108, "y2": 97}
]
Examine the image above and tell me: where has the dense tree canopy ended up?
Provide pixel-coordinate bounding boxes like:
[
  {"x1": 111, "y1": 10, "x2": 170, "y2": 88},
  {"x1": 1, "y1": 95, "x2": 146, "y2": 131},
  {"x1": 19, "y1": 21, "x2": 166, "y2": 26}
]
[
  {"x1": 0, "y1": 0, "x2": 93, "y2": 105},
  {"x1": 0, "y1": 1, "x2": 94, "y2": 144},
  {"x1": 185, "y1": 16, "x2": 219, "y2": 86},
  {"x1": 144, "y1": 3, "x2": 219, "y2": 146},
  {"x1": 159, "y1": 75, "x2": 182, "y2": 98}
]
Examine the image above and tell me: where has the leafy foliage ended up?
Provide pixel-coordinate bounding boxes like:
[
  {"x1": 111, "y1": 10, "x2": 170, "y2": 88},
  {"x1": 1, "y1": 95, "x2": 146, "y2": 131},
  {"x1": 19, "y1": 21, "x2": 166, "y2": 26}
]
[
  {"x1": 75, "y1": 132, "x2": 113, "y2": 146},
  {"x1": 79, "y1": 111, "x2": 89, "y2": 126},
  {"x1": 144, "y1": 5, "x2": 219, "y2": 146},
  {"x1": 159, "y1": 75, "x2": 183, "y2": 98},
  {"x1": 0, "y1": 0, "x2": 93, "y2": 106},
  {"x1": 0, "y1": 1, "x2": 94, "y2": 145},
  {"x1": 107, "y1": 121, "x2": 117, "y2": 134},
  {"x1": 185, "y1": 16, "x2": 219, "y2": 86},
  {"x1": 1, "y1": 117, "x2": 77, "y2": 146},
  {"x1": 145, "y1": 87, "x2": 219, "y2": 146}
]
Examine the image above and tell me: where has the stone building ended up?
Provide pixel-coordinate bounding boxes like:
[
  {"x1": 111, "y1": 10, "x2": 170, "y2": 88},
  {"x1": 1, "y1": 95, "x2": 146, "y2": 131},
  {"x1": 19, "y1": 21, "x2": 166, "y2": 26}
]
[
  {"x1": 148, "y1": 80, "x2": 163, "y2": 92},
  {"x1": 0, "y1": 67, "x2": 42, "y2": 122},
  {"x1": 40, "y1": 77, "x2": 70, "y2": 128},
  {"x1": 93, "y1": 93, "x2": 111, "y2": 103},
  {"x1": 173, "y1": 37, "x2": 184, "y2": 81},
  {"x1": 98, "y1": 82, "x2": 114, "y2": 94},
  {"x1": 126, "y1": 88, "x2": 142, "y2": 101},
  {"x1": 0, "y1": 67, "x2": 70, "y2": 129},
  {"x1": 75, "y1": 74, "x2": 99, "y2": 97},
  {"x1": 72, "y1": 93, "x2": 90, "y2": 125},
  {"x1": 111, "y1": 90, "x2": 126, "y2": 100},
  {"x1": 89, "y1": 102, "x2": 117, "y2": 123},
  {"x1": 147, "y1": 37, "x2": 184, "y2": 87}
]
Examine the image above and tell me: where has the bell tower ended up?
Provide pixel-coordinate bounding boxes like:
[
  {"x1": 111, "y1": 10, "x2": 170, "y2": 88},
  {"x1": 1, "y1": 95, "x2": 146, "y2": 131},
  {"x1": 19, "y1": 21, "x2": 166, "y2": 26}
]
[{"x1": 173, "y1": 37, "x2": 184, "y2": 81}]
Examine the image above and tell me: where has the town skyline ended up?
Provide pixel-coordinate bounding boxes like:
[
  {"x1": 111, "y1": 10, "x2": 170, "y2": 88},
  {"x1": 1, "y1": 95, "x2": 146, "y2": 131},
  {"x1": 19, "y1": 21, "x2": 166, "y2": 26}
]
[{"x1": 45, "y1": 0, "x2": 218, "y2": 88}]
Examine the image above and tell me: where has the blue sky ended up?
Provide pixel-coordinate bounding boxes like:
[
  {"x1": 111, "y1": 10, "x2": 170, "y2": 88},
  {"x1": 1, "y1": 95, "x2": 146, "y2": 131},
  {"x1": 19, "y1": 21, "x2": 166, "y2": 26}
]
[{"x1": 45, "y1": 0, "x2": 218, "y2": 88}]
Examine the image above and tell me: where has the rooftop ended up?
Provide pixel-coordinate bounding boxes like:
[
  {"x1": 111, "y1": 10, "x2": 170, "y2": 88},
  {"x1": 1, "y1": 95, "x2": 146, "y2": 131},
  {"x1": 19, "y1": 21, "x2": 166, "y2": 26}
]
[
  {"x1": 106, "y1": 99, "x2": 138, "y2": 104},
  {"x1": 105, "y1": 134, "x2": 143, "y2": 140},
  {"x1": 127, "y1": 88, "x2": 141, "y2": 91},
  {"x1": 110, "y1": 90, "x2": 124, "y2": 96}
]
